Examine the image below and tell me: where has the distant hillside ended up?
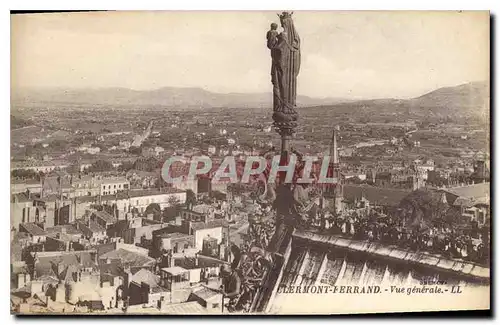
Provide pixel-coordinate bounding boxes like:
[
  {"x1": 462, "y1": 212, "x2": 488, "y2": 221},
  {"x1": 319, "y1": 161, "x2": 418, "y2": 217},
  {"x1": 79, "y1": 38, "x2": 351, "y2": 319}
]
[
  {"x1": 11, "y1": 86, "x2": 350, "y2": 109},
  {"x1": 300, "y1": 81, "x2": 489, "y2": 120},
  {"x1": 409, "y1": 81, "x2": 489, "y2": 117},
  {"x1": 12, "y1": 81, "x2": 489, "y2": 120}
]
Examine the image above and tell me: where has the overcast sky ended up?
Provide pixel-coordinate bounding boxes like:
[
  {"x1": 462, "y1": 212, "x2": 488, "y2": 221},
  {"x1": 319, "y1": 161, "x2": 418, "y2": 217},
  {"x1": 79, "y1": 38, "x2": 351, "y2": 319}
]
[{"x1": 11, "y1": 11, "x2": 489, "y2": 99}]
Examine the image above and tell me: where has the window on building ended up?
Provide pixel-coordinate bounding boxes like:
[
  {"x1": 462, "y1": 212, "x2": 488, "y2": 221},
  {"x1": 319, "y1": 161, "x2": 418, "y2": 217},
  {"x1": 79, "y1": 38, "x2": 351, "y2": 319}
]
[{"x1": 114, "y1": 185, "x2": 116, "y2": 189}]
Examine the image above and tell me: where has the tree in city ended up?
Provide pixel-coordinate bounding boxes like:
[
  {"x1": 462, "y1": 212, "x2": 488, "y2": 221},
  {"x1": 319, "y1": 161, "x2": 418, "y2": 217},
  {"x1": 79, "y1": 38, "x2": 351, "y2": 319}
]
[
  {"x1": 168, "y1": 195, "x2": 180, "y2": 208},
  {"x1": 129, "y1": 146, "x2": 142, "y2": 155},
  {"x1": 399, "y1": 189, "x2": 449, "y2": 229},
  {"x1": 145, "y1": 203, "x2": 162, "y2": 220},
  {"x1": 88, "y1": 159, "x2": 114, "y2": 172},
  {"x1": 11, "y1": 169, "x2": 37, "y2": 180},
  {"x1": 66, "y1": 161, "x2": 81, "y2": 174},
  {"x1": 50, "y1": 139, "x2": 70, "y2": 151},
  {"x1": 163, "y1": 196, "x2": 182, "y2": 223},
  {"x1": 133, "y1": 156, "x2": 160, "y2": 172},
  {"x1": 185, "y1": 189, "x2": 197, "y2": 210},
  {"x1": 118, "y1": 161, "x2": 135, "y2": 172}
]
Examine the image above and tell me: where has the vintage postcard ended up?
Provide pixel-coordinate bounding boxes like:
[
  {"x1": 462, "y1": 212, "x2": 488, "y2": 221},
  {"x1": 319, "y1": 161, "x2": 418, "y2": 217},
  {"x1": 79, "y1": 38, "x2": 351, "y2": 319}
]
[{"x1": 10, "y1": 11, "x2": 490, "y2": 315}]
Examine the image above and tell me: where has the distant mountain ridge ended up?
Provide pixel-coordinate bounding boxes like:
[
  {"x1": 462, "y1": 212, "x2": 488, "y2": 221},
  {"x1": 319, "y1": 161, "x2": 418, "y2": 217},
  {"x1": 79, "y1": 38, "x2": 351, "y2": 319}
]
[
  {"x1": 12, "y1": 81, "x2": 489, "y2": 118},
  {"x1": 11, "y1": 86, "x2": 351, "y2": 108}
]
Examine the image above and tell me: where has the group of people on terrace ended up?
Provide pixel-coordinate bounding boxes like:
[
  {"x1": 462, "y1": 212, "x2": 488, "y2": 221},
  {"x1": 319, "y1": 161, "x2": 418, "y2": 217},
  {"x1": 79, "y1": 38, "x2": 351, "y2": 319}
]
[{"x1": 308, "y1": 211, "x2": 489, "y2": 265}]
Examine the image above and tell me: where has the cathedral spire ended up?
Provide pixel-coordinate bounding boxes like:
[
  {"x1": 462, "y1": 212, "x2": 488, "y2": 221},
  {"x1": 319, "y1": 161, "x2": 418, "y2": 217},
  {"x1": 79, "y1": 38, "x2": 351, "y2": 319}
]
[{"x1": 330, "y1": 125, "x2": 340, "y2": 165}]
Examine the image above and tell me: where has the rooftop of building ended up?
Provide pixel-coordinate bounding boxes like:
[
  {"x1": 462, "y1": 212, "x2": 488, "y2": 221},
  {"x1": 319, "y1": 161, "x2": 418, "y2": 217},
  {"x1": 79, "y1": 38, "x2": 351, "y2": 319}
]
[
  {"x1": 130, "y1": 268, "x2": 160, "y2": 287},
  {"x1": 81, "y1": 220, "x2": 107, "y2": 234},
  {"x1": 34, "y1": 251, "x2": 96, "y2": 278},
  {"x1": 161, "y1": 266, "x2": 189, "y2": 276},
  {"x1": 92, "y1": 210, "x2": 117, "y2": 224},
  {"x1": 190, "y1": 219, "x2": 228, "y2": 231},
  {"x1": 100, "y1": 188, "x2": 185, "y2": 201},
  {"x1": 343, "y1": 184, "x2": 411, "y2": 207},
  {"x1": 191, "y1": 285, "x2": 221, "y2": 301},
  {"x1": 20, "y1": 223, "x2": 47, "y2": 236},
  {"x1": 157, "y1": 232, "x2": 192, "y2": 240},
  {"x1": 45, "y1": 224, "x2": 82, "y2": 237},
  {"x1": 99, "y1": 248, "x2": 155, "y2": 268},
  {"x1": 99, "y1": 177, "x2": 129, "y2": 185},
  {"x1": 444, "y1": 182, "x2": 490, "y2": 200}
]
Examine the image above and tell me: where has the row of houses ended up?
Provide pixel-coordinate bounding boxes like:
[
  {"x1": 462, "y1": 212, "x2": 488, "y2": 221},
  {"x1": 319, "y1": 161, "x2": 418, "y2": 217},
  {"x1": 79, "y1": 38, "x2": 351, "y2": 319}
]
[
  {"x1": 12, "y1": 198, "x2": 233, "y2": 314},
  {"x1": 11, "y1": 187, "x2": 187, "y2": 231}
]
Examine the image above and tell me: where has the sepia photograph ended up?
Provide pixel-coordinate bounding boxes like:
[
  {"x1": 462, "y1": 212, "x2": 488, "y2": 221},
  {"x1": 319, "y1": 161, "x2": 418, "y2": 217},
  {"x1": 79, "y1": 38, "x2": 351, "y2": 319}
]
[{"x1": 9, "y1": 10, "x2": 490, "y2": 315}]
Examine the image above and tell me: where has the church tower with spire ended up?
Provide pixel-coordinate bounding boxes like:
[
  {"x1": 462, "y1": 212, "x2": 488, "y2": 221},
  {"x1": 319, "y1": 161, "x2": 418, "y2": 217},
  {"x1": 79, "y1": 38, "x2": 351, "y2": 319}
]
[
  {"x1": 331, "y1": 125, "x2": 343, "y2": 214},
  {"x1": 324, "y1": 125, "x2": 343, "y2": 215}
]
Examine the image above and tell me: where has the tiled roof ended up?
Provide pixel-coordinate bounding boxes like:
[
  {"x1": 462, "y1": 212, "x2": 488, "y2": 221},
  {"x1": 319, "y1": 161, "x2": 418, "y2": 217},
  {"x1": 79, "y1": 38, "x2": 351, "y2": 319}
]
[
  {"x1": 131, "y1": 269, "x2": 160, "y2": 287},
  {"x1": 21, "y1": 223, "x2": 47, "y2": 236},
  {"x1": 77, "y1": 220, "x2": 106, "y2": 234},
  {"x1": 88, "y1": 221, "x2": 106, "y2": 233},
  {"x1": 92, "y1": 210, "x2": 116, "y2": 224},
  {"x1": 100, "y1": 248, "x2": 155, "y2": 268},
  {"x1": 34, "y1": 251, "x2": 96, "y2": 278}
]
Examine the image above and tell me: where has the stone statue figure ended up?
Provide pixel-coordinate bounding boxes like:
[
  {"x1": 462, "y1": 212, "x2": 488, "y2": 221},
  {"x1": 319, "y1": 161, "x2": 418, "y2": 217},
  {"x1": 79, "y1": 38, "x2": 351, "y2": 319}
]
[{"x1": 267, "y1": 11, "x2": 301, "y2": 127}]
